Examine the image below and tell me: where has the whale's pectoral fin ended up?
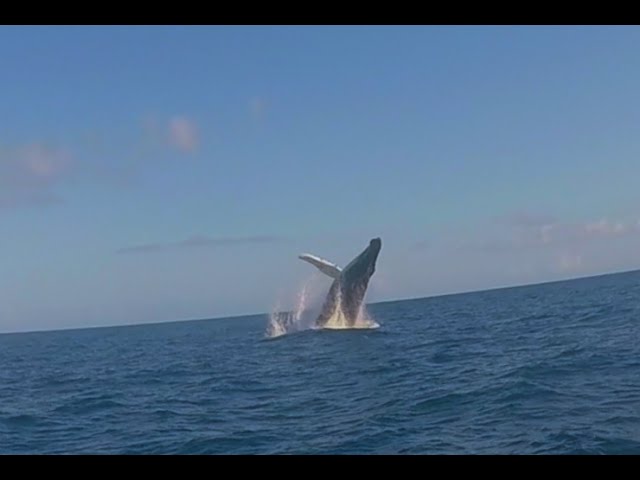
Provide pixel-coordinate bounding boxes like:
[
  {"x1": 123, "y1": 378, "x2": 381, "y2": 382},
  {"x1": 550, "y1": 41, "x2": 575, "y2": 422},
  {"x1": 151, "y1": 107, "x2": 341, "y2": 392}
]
[{"x1": 298, "y1": 253, "x2": 342, "y2": 279}]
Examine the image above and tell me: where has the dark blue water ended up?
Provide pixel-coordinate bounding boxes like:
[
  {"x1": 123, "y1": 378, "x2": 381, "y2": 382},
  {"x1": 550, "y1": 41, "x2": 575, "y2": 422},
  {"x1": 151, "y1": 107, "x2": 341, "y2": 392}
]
[{"x1": 2, "y1": 270, "x2": 640, "y2": 454}]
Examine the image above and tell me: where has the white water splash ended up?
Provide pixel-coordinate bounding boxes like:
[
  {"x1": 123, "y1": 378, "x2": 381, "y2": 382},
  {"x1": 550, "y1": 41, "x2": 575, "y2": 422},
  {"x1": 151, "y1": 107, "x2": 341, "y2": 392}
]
[
  {"x1": 266, "y1": 277, "x2": 379, "y2": 338},
  {"x1": 319, "y1": 288, "x2": 380, "y2": 330},
  {"x1": 265, "y1": 277, "x2": 318, "y2": 338}
]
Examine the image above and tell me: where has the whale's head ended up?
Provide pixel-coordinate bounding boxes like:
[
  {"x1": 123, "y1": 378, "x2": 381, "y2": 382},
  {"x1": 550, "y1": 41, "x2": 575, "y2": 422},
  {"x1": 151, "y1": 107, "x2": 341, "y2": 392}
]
[
  {"x1": 368, "y1": 237, "x2": 382, "y2": 260},
  {"x1": 339, "y1": 237, "x2": 382, "y2": 320}
]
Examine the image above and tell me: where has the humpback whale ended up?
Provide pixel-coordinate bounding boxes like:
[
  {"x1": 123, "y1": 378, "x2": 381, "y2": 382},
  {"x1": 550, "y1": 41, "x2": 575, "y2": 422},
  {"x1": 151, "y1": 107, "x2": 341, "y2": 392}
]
[{"x1": 298, "y1": 238, "x2": 382, "y2": 328}]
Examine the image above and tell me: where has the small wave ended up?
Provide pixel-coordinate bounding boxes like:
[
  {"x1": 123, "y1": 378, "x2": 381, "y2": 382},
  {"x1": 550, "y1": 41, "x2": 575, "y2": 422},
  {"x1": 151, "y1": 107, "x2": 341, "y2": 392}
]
[
  {"x1": 53, "y1": 398, "x2": 127, "y2": 415},
  {"x1": 1, "y1": 413, "x2": 40, "y2": 427},
  {"x1": 318, "y1": 322, "x2": 380, "y2": 331}
]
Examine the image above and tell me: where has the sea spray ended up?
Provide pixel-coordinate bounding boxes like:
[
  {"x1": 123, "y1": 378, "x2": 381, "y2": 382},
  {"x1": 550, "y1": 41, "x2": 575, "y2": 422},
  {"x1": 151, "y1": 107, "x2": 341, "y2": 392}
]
[
  {"x1": 266, "y1": 277, "x2": 380, "y2": 337},
  {"x1": 320, "y1": 287, "x2": 380, "y2": 330},
  {"x1": 265, "y1": 276, "x2": 319, "y2": 338}
]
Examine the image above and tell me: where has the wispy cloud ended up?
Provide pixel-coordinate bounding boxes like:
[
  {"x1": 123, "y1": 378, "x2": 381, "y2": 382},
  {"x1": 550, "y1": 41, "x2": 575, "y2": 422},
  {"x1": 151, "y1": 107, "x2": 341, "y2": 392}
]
[
  {"x1": 249, "y1": 97, "x2": 267, "y2": 121},
  {"x1": 558, "y1": 252, "x2": 583, "y2": 273},
  {"x1": 118, "y1": 234, "x2": 284, "y2": 254},
  {"x1": 0, "y1": 190, "x2": 62, "y2": 209},
  {"x1": 168, "y1": 116, "x2": 199, "y2": 153},
  {"x1": 584, "y1": 218, "x2": 630, "y2": 237},
  {"x1": 137, "y1": 114, "x2": 200, "y2": 155},
  {"x1": 0, "y1": 114, "x2": 200, "y2": 212},
  {"x1": 497, "y1": 210, "x2": 557, "y2": 228},
  {"x1": 412, "y1": 210, "x2": 640, "y2": 281},
  {"x1": 412, "y1": 239, "x2": 430, "y2": 250},
  {"x1": 480, "y1": 211, "x2": 640, "y2": 253},
  {"x1": 528, "y1": 218, "x2": 638, "y2": 247},
  {"x1": 0, "y1": 143, "x2": 71, "y2": 209}
]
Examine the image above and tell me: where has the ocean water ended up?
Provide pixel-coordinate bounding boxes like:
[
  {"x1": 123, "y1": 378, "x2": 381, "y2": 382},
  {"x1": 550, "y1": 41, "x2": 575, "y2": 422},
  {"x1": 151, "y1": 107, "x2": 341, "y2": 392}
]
[{"x1": 1, "y1": 270, "x2": 640, "y2": 454}]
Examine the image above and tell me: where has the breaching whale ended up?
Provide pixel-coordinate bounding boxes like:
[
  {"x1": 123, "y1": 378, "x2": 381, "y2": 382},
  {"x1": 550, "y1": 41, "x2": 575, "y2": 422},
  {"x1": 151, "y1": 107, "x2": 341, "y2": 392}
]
[{"x1": 298, "y1": 237, "x2": 382, "y2": 328}]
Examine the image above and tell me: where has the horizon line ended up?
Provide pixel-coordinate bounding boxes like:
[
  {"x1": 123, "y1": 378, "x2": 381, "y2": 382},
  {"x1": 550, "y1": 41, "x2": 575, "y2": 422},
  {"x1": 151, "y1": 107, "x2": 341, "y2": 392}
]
[{"x1": 2, "y1": 266, "x2": 639, "y2": 337}]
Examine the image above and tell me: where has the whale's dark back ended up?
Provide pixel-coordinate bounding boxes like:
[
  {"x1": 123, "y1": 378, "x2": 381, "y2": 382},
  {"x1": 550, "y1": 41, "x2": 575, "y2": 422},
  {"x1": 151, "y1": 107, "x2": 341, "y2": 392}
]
[{"x1": 315, "y1": 238, "x2": 382, "y2": 327}]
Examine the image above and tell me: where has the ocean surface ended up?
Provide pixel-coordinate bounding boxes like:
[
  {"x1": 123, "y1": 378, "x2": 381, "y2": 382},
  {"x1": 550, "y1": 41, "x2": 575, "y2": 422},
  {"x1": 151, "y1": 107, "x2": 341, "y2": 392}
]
[{"x1": 1, "y1": 270, "x2": 640, "y2": 454}]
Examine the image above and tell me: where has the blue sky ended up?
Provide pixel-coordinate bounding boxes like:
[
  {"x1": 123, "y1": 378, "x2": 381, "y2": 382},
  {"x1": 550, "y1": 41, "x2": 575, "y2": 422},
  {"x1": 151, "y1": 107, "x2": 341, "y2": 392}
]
[{"x1": 2, "y1": 26, "x2": 640, "y2": 332}]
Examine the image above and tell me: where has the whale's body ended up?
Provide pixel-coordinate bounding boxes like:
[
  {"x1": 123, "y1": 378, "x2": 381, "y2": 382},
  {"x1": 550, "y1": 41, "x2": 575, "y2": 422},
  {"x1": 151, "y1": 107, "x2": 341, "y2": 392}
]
[{"x1": 299, "y1": 238, "x2": 382, "y2": 328}]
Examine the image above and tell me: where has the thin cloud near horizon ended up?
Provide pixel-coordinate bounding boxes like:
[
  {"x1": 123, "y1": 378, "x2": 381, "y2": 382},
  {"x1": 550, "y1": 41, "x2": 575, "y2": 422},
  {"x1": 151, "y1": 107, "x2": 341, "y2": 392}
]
[
  {"x1": 117, "y1": 234, "x2": 287, "y2": 254},
  {"x1": 0, "y1": 143, "x2": 72, "y2": 209}
]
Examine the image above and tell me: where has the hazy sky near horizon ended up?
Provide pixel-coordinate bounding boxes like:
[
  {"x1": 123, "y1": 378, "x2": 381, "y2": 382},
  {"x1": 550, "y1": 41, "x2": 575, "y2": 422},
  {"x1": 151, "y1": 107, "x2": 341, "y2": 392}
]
[{"x1": 2, "y1": 25, "x2": 640, "y2": 332}]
